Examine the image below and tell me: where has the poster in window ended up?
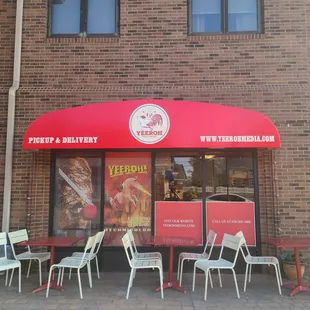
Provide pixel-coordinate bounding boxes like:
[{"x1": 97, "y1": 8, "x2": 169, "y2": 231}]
[
  {"x1": 53, "y1": 157, "x2": 102, "y2": 245},
  {"x1": 104, "y1": 152, "x2": 152, "y2": 246}
]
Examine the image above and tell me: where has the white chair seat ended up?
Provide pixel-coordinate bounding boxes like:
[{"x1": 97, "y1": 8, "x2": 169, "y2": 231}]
[
  {"x1": 245, "y1": 255, "x2": 279, "y2": 264},
  {"x1": 0, "y1": 259, "x2": 21, "y2": 271},
  {"x1": 196, "y1": 258, "x2": 234, "y2": 270},
  {"x1": 16, "y1": 251, "x2": 50, "y2": 262},
  {"x1": 179, "y1": 252, "x2": 209, "y2": 260},
  {"x1": 59, "y1": 257, "x2": 88, "y2": 268},
  {"x1": 132, "y1": 258, "x2": 162, "y2": 269},
  {"x1": 72, "y1": 252, "x2": 96, "y2": 260},
  {"x1": 135, "y1": 252, "x2": 162, "y2": 260}
]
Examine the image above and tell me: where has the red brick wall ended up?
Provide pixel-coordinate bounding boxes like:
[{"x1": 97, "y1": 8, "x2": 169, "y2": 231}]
[{"x1": 0, "y1": 0, "x2": 309, "y2": 273}]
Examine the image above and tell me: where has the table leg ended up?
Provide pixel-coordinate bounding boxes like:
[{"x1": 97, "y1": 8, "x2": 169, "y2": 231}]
[
  {"x1": 282, "y1": 247, "x2": 310, "y2": 296},
  {"x1": 155, "y1": 245, "x2": 186, "y2": 293},
  {"x1": 32, "y1": 246, "x2": 64, "y2": 293}
]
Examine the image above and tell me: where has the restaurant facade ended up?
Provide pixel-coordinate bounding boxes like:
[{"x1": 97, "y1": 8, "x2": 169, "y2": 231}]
[{"x1": 0, "y1": 0, "x2": 309, "y2": 273}]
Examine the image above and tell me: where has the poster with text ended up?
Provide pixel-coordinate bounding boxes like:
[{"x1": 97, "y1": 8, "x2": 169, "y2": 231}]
[
  {"x1": 206, "y1": 202, "x2": 256, "y2": 246},
  {"x1": 104, "y1": 152, "x2": 152, "y2": 246},
  {"x1": 155, "y1": 201, "x2": 203, "y2": 245}
]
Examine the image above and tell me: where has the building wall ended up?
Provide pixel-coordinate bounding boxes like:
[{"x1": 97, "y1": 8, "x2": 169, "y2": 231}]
[{"x1": 0, "y1": 0, "x2": 309, "y2": 272}]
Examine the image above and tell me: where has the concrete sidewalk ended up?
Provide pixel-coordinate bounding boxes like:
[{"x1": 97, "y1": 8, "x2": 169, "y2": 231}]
[{"x1": 0, "y1": 271, "x2": 308, "y2": 310}]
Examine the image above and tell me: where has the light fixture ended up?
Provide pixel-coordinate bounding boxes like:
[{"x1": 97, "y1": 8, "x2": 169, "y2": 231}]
[{"x1": 205, "y1": 155, "x2": 215, "y2": 160}]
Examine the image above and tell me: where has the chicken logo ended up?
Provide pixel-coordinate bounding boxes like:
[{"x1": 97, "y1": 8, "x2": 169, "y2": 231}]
[{"x1": 129, "y1": 104, "x2": 170, "y2": 144}]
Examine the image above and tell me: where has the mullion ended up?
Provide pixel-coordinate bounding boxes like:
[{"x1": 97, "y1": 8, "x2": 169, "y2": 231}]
[
  {"x1": 222, "y1": 0, "x2": 227, "y2": 33},
  {"x1": 80, "y1": 0, "x2": 87, "y2": 34}
]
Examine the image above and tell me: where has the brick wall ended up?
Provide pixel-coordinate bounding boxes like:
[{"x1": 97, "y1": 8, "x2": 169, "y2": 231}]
[{"x1": 0, "y1": 0, "x2": 309, "y2": 274}]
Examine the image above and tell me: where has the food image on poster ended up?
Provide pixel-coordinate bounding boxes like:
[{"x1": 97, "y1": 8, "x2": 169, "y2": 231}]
[
  {"x1": 104, "y1": 152, "x2": 152, "y2": 246},
  {"x1": 53, "y1": 157, "x2": 101, "y2": 242}
]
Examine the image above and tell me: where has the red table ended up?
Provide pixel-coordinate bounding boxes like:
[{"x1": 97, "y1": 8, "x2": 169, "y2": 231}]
[
  {"x1": 147, "y1": 236, "x2": 197, "y2": 293},
  {"x1": 265, "y1": 237, "x2": 310, "y2": 296},
  {"x1": 22, "y1": 236, "x2": 83, "y2": 293}
]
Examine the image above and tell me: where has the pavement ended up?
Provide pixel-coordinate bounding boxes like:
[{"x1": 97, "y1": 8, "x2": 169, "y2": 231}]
[{"x1": 0, "y1": 271, "x2": 309, "y2": 310}]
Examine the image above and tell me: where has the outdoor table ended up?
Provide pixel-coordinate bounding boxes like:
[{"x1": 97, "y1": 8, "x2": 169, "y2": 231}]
[
  {"x1": 147, "y1": 235, "x2": 197, "y2": 293},
  {"x1": 265, "y1": 237, "x2": 310, "y2": 296},
  {"x1": 21, "y1": 236, "x2": 83, "y2": 293}
]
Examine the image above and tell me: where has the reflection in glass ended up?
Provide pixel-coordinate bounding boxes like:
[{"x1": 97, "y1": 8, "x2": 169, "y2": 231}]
[
  {"x1": 52, "y1": 0, "x2": 81, "y2": 34},
  {"x1": 228, "y1": 0, "x2": 258, "y2": 32},
  {"x1": 88, "y1": 0, "x2": 116, "y2": 34},
  {"x1": 191, "y1": 0, "x2": 221, "y2": 33}
]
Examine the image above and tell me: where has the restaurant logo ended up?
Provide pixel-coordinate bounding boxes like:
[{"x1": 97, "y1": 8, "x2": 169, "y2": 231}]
[{"x1": 129, "y1": 104, "x2": 170, "y2": 144}]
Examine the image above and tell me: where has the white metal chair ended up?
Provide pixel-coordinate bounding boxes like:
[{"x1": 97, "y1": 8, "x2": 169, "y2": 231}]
[
  {"x1": 122, "y1": 233, "x2": 164, "y2": 299},
  {"x1": 69, "y1": 230, "x2": 105, "y2": 280},
  {"x1": 8, "y1": 229, "x2": 50, "y2": 286},
  {"x1": 127, "y1": 229, "x2": 162, "y2": 260},
  {"x1": 0, "y1": 233, "x2": 21, "y2": 292},
  {"x1": 177, "y1": 230, "x2": 217, "y2": 286},
  {"x1": 46, "y1": 234, "x2": 97, "y2": 299},
  {"x1": 193, "y1": 233, "x2": 243, "y2": 301},
  {"x1": 235, "y1": 231, "x2": 282, "y2": 295}
]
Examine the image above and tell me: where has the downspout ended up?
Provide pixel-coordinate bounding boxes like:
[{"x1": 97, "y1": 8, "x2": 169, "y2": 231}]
[{"x1": 2, "y1": 0, "x2": 24, "y2": 232}]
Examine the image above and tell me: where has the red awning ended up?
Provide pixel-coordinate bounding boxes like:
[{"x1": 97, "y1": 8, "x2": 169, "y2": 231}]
[{"x1": 23, "y1": 99, "x2": 280, "y2": 149}]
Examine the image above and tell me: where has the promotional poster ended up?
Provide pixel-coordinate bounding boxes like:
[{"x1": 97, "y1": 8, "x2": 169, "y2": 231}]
[
  {"x1": 104, "y1": 152, "x2": 152, "y2": 246},
  {"x1": 53, "y1": 157, "x2": 102, "y2": 244},
  {"x1": 207, "y1": 201, "x2": 256, "y2": 246}
]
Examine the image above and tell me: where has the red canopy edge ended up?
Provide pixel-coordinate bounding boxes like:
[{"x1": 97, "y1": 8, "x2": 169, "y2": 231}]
[{"x1": 22, "y1": 99, "x2": 281, "y2": 150}]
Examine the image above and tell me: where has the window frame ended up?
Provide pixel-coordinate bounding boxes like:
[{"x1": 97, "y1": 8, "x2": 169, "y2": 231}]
[
  {"x1": 188, "y1": 0, "x2": 263, "y2": 35},
  {"x1": 47, "y1": 0, "x2": 120, "y2": 38}
]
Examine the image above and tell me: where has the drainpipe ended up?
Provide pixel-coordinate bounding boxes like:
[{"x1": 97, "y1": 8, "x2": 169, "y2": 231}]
[{"x1": 2, "y1": 0, "x2": 24, "y2": 232}]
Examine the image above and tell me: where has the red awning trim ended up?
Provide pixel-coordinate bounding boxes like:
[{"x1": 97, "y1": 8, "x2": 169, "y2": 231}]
[{"x1": 22, "y1": 99, "x2": 280, "y2": 149}]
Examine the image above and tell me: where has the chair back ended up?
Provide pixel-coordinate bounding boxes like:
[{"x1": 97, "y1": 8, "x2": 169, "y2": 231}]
[
  {"x1": 93, "y1": 230, "x2": 106, "y2": 255},
  {"x1": 8, "y1": 229, "x2": 30, "y2": 259},
  {"x1": 79, "y1": 235, "x2": 97, "y2": 267},
  {"x1": 219, "y1": 233, "x2": 242, "y2": 266},
  {"x1": 127, "y1": 230, "x2": 138, "y2": 255},
  {"x1": 122, "y1": 233, "x2": 135, "y2": 268},
  {"x1": 203, "y1": 230, "x2": 217, "y2": 256},
  {"x1": 0, "y1": 232, "x2": 8, "y2": 259},
  {"x1": 235, "y1": 231, "x2": 251, "y2": 259}
]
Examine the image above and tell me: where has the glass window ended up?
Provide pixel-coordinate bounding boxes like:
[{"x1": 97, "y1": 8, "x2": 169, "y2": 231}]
[
  {"x1": 53, "y1": 156, "x2": 102, "y2": 245},
  {"x1": 228, "y1": 0, "x2": 258, "y2": 32},
  {"x1": 49, "y1": 0, "x2": 118, "y2": 37},
  {"x1": 155, "y1": 152, "x2": 202, "y2": 202},
  {"x1": 190, "y1": 0, "x2": 261, "y2": 34}
]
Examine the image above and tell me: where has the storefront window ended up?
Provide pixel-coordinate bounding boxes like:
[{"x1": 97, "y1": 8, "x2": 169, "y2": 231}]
[
  {"x1": 103, "y1": 152, "x2": 152, "y2": 246},
  {"x1": 53, "y1": 156, "x2": 102, "y2": 245},
  {"x1": 155, "y1": 152, "x2": 203, "y2": 202}
]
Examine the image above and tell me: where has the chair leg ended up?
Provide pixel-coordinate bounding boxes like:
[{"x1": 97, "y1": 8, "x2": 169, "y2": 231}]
[
  {"x1": 204, "y1": 269, "x2": 209, "y2": 301},
  {"x1": 192, "y1": 264, "x2": 196, "y2": 291},
  {"x1": 18, "y1": 265, "x2": 21, "y2": 293},
  {"x1": 232, "y1": 269, "x2": 240, "y2": 299},
  {"x1": 277, "y1": 263, "x2": 283, "y2": 285},
  {"x1": 5, "y1": 270, "x2": 8, "y2": 286},
  {"x1": 133, "y1": 269, "x2": 136, "y2": 279},
  {"x1": 218, "y1": 269, "x2": 222, "y2": 287},
  {"x1": 159, "y1": 267, "x2": 164, "y2": 299},
  {"x1": 57, "y1": 268, "x2": 61, "y2": 285},
  {"x1": 38, "y1": 260, "x2": 42, "y2": 286},
  {"x1": 177, "y1": 256, "x2": 181, "y2": 280},
  {"x1": 179, "y1": 259, "x2": 184, "y2": 286},
  {"x1": 208, "y1": 269, "x2": 213, "y2": 288},
  {"x1": 95, "y1": 256, "x2": 100, "y2": 279},
  {"x1": 274, "y1": 264, "x2": 282, "y2": 296},
  {"x1": 61, "y1": 267, "x2": 65, "y2": 286},
  {"x1": 9, "y1": 268, "x2": 14, "y2": 287},
  {"x1": 87, "y1": 262, "x2": 92, "y2": 288},
  {"x1": 77, "y1": 269, "x2": 83, "y2": 299},
  {"x1": 46, "y1": 267, "x2": 54, "y2": 298},
  {"x1": 27, "y1": 260, "x2": 32, "y2": 278},
  {"x1": 69, "y1": 268, "x2": 72, "y2": 280},
  {"x1": 244, "y1": 263, "x2": 249, "y2": 292},
  {"x1": 126, "y1": 269, "x2": 134, "y2": 299},
  {"x1": 248, "y1": 264, "x2": 252, "y2": 283}
]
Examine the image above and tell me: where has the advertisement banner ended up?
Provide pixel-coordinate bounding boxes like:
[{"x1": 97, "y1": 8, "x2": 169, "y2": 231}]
[
  {"x1": 104, "y1": 152, "x2": 152, "y2": 246},
  {"x1": 206, "y1": 201, "x2": 256, "y2": 246},
  {"x1": 53, "y1": 157, "x2": 102, "y2": 246},
  {"x1": 155, "y1": 201, "x2": 203, "y2": 245}
]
